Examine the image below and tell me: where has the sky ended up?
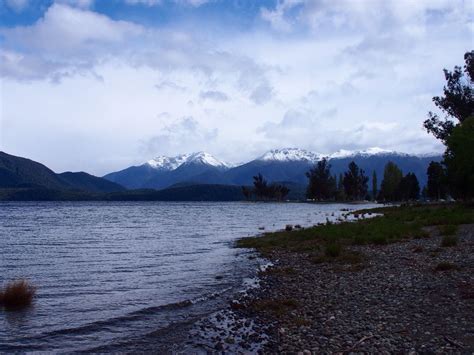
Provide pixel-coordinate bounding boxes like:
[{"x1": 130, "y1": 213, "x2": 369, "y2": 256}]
[{"x1": 0, "y1": 0, "x2": 472, "y2": 175}]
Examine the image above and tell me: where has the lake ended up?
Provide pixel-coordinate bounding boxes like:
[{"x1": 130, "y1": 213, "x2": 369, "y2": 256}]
[{"x1": 0, "y1": 201, "x2": 376, "y2": 351}]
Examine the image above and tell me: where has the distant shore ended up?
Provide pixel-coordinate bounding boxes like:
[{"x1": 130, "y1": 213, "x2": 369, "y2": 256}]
[{"x1": 200, "y1": 204, "x2": 474, "y2": 352}]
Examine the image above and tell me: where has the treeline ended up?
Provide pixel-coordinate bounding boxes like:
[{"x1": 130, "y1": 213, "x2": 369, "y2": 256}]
[
  {"x1": 305, "y1": 158, "x2": 422, "y2": 202},
  {"x1": 241, "y1": 173, "x2": 290, "y2": 201}
]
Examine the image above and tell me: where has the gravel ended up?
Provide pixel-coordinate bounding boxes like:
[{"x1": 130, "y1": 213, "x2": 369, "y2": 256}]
[{"x1": 187, "y1": 224, "x2": 474, "y2": 353}]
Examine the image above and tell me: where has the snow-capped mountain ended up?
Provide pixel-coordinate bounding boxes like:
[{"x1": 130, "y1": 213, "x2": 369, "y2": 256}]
[
  {"x1": 258, "y1": 148, "x2": 323, "y2": 163},
  {"x1": 104, "y1": 147, "x2": 442, "y2": 190},
  {"x1": 328, "y1": 147, "x2": 409, "y2": 159},
  {"x1": 147, "y1": 152, "x2": 229, "y2": 170}
]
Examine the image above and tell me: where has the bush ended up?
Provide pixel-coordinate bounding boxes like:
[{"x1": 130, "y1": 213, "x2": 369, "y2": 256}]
[
  {"x1": 325, "y1": 243, "x2": 342, "y2": 257},
  {"x1": 441, "y1": 235, "x2": 458, "y2": 247},
  {"x1": 0, "y1": 279, "x2": 36, "y2": 310}
]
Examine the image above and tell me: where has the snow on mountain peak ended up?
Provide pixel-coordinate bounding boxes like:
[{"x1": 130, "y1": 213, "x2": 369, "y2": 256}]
[
  {"x1": 329, "y1": 147, "x2": 400, "y2": 159},
  {"x1": 146, "y1": 152, "x2": 228, "y2": 170},
  {"x1": 184, "y1": 152, "x2": 229, "y2": 168},
  {"x1": 258, "y1": 148, "x2": 323, "y2": 163}
]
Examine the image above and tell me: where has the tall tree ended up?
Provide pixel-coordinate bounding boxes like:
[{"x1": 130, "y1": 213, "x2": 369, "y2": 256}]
[
  {"x1": 343, "y1": 161, "x2": 369, "y2": 200},
  {"x1": 424, "y1": 51, "x2": 474, "y2": 142},
  {"x1": 398, "y1": 173, "x2": 420, "y2": 201},
  {"x1": 444, "y1": 116, "x2": 474, "y2": 199},
  {"x1": 426, "y1": 161, "x2": 447, "y2": 200},
  {"x1": 252, "y1": 173, "x2": 268, "y2": 200},
  {"x1": 306, "y1": 158, "x2": 334, "y2": 201},
  {"x1": 379, "y1": 162, "x2": 403, "y2": 201},
  {"x1": 334, "y1": 173, "x2": 345, "y2": 201},
  {"x1": 372, "y1": 170, "x2": 377, "y2": 201}
]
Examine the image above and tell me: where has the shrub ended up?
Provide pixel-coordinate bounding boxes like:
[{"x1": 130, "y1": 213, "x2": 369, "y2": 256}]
[
  {"x1": 441, "y1": 235, "x2": 458, "y2": 247},
  {"x1": 325, "y1": 243, "x2": 342, "y2": 257},
  {"x1": 285, "y1": 224, "x2": 293, "y2": 231},
  {"x1": 0, "y1": 279, "x2": 36, "y2": 310},
  {"x1": 439, "y1": 224, "x2": 458, "y2": 236}
]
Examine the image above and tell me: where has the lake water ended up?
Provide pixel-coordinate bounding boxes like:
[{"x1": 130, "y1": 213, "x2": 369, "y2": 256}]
[{"x1": 0, "y1": 201, "x2": 376, "y2": 352}]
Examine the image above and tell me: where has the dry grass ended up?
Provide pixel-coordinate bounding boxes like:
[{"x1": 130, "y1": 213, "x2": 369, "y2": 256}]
[{"x1": 0, "y1": 279, "x2": 36, "y2": 310}]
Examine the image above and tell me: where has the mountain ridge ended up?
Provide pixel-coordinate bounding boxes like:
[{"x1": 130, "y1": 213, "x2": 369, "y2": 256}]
[{"x1": 104, "y1": 147, "x2": 443, "y2": 190}]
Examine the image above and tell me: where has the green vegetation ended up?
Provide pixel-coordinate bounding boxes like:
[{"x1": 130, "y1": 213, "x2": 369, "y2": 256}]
[
  {"x1": 236, "y1": 204, "x2": 473, "y2": 257},
  {"x1": 242, "y1": 173, "x2": 290, "y2": 201},
  {"x1": 441, "y1": 235, "x2": 459, "y2": 247},
  {"x1": 439, "y1": 224, "x2": 458, "y2": 236},
  {"x1": 0, "y1": 279, "x2": 36, "y2": 310},
  {"x1": 325, "y1": 243, "x2": 342, "y2": 257},
  {"x1": 424, "y1": 50, "x2": 474, "y2": 200}
]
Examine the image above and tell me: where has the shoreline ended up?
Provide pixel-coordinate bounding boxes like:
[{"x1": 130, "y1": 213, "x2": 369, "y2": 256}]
[{"x1": 193, "y1": 204, "x2": 474, "y2": 352}]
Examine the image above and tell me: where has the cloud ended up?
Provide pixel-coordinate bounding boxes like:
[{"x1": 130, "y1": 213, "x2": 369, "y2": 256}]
[
  {"x1": 5, "y1": 0, "x2": 29, "y2": 12},
  {"x1": 141, "y1": 117, "x2": 218, "y2": 156},
  {"x1": 124, "y1": 0, "x2": 162, "y2": 6},
  {"x1": 0, "y1": 4, "x2": 143, "y2": 80},
  {"x1": 199, "y1": 90, "x2": 229, "y2": 102},
  {"x1": 155, "y1": 80, "x2": 187, "y2": 91},
  {"x1": 124, "y1": 0, "x2": 210, "y2": 7},
  {"x1": 260, "y1": 0, "x2": 472, "y2": 34},
  {"x1": 257, "y1": 108, "x2": 443, "y2": 155},
  {"x1": 249, "y1": 82, "x2": 274, "y2": 105}
]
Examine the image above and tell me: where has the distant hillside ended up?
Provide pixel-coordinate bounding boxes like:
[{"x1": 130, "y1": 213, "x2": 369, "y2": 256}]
[
  {"x1": 0, "y1": 151, "x2": 125, "y2": 193},
  {"x1": 0, "y1": 184, "x2": 245, "y2": 201},
  {"x1": 58, "y1": 172, "x2": 125, "y2": 193},
  {"x1": 0, "y1": 151, "x2": 69, "y2": 190}
]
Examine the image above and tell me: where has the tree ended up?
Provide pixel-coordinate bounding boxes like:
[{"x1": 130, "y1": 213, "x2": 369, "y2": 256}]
[
  {"x1": 249, "y1": 174, "x2": 291, "y2": 201},
  {"x1": 444, "y1": 116, "x2": 474, "y2": 199},
  {"x1": 426, "y1": 161, "x2": 447, "y2": 200},
  {"x1": 253, "y1": 173, "x2": 268, "y2": 200},
  {"x1": 398, "y1": 173, "x2": 420, "y2": 201},
  {"x1": 306, "y1": 158, "x2": 334, "y2": 200},
  {"x1": 241, "y1": 186, "x2": 252, "y2": 200},
  {"x1": 379, "y1": 162, "x2": 403, "y2": 201},
  {"x1": 343, "y1": 161, "x2": 369, "y2": 201},
  {"x1": 372, "y1": 170, "x2": 377, "y2": 201},
  {"x1": 335, "y1": 173, "x2": 346, "y2": 201},
  {"x1": 424, "y1": 51, "x2": 474, "y2": 143}
]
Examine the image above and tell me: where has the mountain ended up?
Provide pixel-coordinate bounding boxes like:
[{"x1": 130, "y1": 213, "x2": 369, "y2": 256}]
[
  {"x1": 104, "y1": 152, "x2": 230, "y2": 189},
  {"x1": 0, "y1": 151, "x2": 125, "y2": 193},
  {"x1": 0, "y1": 151, "x2": 70, "y2": 190},
  {"x1": 58, "y1": 172, "x2": 125, "y2": 193},
  {"x1": 104, "y1": 148, "x2": 442, "y2": 190}
]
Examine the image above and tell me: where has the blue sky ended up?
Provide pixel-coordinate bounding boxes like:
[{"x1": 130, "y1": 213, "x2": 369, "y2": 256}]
[{"x1": 0, "y1": 0, "x2": 472, "y2": 175}]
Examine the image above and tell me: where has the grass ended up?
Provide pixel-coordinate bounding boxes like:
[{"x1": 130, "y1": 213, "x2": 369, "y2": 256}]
[
  {"x1": 439, "y1": 224, "x2": 458, "y2": 236},
  {"x1": 0, "y1": 279, "x2": 36, "y2": 310},
  {"x1": 441, "y1": 235, "x2": 459, "y2": 247},
  {"x1": 236, "y1": 203, "x2": 474, "y2": 256},
  {"x1": 325, "y1": 243, "x2": 342, "y2": 257}
]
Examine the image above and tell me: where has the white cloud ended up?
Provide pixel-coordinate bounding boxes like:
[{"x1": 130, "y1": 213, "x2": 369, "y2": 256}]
[
  {"x1": 0, "y1": 4, "x2": 143, "y2": 80},
  {"x1": 200, "y1": 90, "x2": 229, "y2": 102},
  {"x1": 5, "y1": 0, "x2": 29, "y2": 12},
  {"x1": 0, "y1": 0, "x2": 469, "y2": 174}
]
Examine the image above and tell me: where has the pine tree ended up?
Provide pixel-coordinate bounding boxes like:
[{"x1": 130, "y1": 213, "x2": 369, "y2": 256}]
[
  {"x1": 372, "y1": 170, "x2": 377, "y2": 201},
  {"x1": 426, "y1": 162, "x2": 447, "y2": 200},
  {"x1": 306, "y1": 158, "x2": 334, "y2": 201},
  {"x1": 379, "y1": 162, "x2": 403, "y2": 201},
  {"x1": 343, "y1": 161, "x2": 369, "y2": 201}
]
